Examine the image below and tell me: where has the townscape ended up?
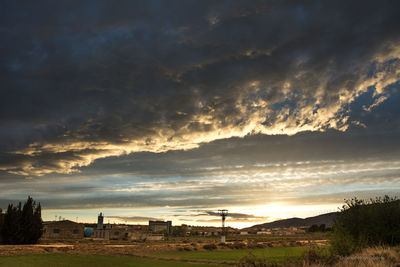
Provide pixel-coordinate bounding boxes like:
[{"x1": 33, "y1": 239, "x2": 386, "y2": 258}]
[
  {"x1": 0, "y1": 203, "x2": 336, "y2": 265},
  {"x1": 41, "y1": 212, "x2": 311, "y2": 242}
]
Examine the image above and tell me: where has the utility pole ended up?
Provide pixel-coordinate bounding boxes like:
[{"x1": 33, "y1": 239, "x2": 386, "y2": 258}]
[{"x1": 218, "y1": 209, "x2": 228, "y2": 243}]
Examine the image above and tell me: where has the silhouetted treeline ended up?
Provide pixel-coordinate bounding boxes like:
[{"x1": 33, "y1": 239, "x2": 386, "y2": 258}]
[
  {"x1": 307, "y1": 223, "x2": 332, "y2": 232},
  {"x1": 331, "y1": 195, "x2": 400, "y2": 255},
  {"x1": 0, "y1": 196, "x2": 43, "y2": 244}
]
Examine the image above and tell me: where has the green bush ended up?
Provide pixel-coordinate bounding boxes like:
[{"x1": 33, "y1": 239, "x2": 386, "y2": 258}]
[
  {"x1": 331, "y1": 195, "x2": 400, "y2": 255},
  {"x1": 237, "y1": 253, "x2": 278, "y2": 267},
  {"x1": 302, "y1": 246, "x2": 336, "y2": 266},
  {"x1": 203, "y1": 243, "x2": 217, "y2": 250}
]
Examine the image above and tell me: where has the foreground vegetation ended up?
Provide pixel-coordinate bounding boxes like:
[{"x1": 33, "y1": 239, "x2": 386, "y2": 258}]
[
  {"x1": 302, "y1": 245, "x2": 400, "y2": 267},
  {"x1": 331, "y1": 196, "x2": 400, "y2": 255}
]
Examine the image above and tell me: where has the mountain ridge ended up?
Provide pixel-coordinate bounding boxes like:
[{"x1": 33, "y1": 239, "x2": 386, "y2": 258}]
[{"x1": 243, "y1": 212, "x2": 338, "y2": 230}]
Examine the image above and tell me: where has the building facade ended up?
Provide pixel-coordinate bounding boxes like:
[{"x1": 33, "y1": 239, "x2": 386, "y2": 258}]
[
  {"x1": 42, "y1": 220, "x2": 84, "y2": 239},
  {"x1": 149, "y1": 220, "x2": 172, "y2": 234}
]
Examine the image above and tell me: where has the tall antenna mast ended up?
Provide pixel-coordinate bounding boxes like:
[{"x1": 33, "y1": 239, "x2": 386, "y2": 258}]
[{"x1": 218, "y1": 209, "x2": 228, "y2": 243}]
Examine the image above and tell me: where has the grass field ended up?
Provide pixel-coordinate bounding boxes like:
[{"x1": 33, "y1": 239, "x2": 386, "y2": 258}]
[
  {"x1": 0, "y1": 247, "x2": 307, "y2": 266},
  {"x1": 0, "y1": 254, "x2": 223, "y2": 267},
  {"x1": 155, "y1": 246, "x2": 306, "y2": 263}
]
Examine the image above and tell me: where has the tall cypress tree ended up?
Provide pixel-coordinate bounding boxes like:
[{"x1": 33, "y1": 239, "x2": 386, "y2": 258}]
[
  {"x1": 21, "y1": 197, "x2": 34, "y2": 244},
  {"x1": 0, "y1": 208, "x2": 3, "y2": 243},
  {"x1": 32, "y1": 202, "x2": 43, "y2": 243},
  {"x1": 2, "y1": 204, "x2": 22, "y2": 244}
]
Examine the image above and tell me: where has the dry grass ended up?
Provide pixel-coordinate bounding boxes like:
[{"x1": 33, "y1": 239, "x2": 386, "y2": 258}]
[
  {"x1": 333, "y1": 246, "x2": 400, "y2": 267},
  {"x1": 303, "y1": 246, "x2": 400, "y2": 267}
]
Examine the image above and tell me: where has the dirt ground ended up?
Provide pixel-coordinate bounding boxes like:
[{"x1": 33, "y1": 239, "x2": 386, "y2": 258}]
[
  {"x1": 0, "y1": 242, "x2": 173, "y2": 256},
  {"x1": 0, "y1": 238, "x2": 328, "y2": 257}
]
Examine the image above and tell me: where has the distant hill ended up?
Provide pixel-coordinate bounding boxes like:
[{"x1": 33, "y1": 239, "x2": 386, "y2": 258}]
[{"x1": 243, "y1": 212, "x2": 338, "y2": 230}]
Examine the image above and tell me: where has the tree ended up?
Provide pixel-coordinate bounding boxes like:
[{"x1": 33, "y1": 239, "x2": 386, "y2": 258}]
[
  {"x1": 2, "y1": 203, "x2": 22, "y2": 244},
  {"x1": 21, "y1": 197, "x2": 34, "y2": 243},
  {"x1": 0, "y1": 208, "x2": 4, "y2": 242},
  {"x1": 1, "y1": 197, "x2": 43, "y2": 244},
  {"x1": 331, "y1": 196, "x2": 400, "y2": 255},
  {"x1": 32, "y1": 202, "x2": 43, "y2": 242},
  {"x1": 21, "y1": 197, "x2": 43, "y2": 244},
  {"x1": 171, "y1": 225, "x2": 188, "y2": 237},
  {"x1": 307, "y1": 224, "x2": 320, "y2": 232}
]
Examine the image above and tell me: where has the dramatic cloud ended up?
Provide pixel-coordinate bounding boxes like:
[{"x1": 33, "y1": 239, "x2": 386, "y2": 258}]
[
  {"x1": 1, "y1": 1, "x2": 400, "y2": 175},
  {"x1": 1, "y1": 1, "x2": 400, "y2": 226}
]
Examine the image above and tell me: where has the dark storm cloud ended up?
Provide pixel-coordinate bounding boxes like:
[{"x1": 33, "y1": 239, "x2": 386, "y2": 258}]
[
  {"x1": 78, "y1": 129, "x2": 400, "y2": 178},
  {"x1": 1, "y1": 0, "x2": 400, "y2": 176},
  {"x1": 0, "y1": 192, "x2": 260, "y2": 210}
]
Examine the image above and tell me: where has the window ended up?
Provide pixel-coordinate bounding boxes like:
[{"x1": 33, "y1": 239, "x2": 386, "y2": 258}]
[
  {"x1": 53, "y1": 229, "x2": 60, "y2": 234},
  {"x1": 73, "y1": 229, "x2": 79, "y2": 234},
  {"x1": 114, "y1": 231, "x2": 119, "y2": 235}
]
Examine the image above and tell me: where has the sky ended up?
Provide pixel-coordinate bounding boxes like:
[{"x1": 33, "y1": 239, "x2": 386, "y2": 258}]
[{"x1": 1, "y1": 0, "x2": 400, "y2": 228}]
